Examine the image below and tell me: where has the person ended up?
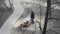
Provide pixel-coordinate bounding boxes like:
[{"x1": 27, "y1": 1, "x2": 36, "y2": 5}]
[
  {"x1": 19, "y1": 21, "x2": 29, "y2": 27},
  {"x1": 30, "y1": 11, "x2": 35, "y2": 24}
]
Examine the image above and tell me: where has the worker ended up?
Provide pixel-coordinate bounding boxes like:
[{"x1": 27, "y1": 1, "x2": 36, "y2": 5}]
[{"x1": 30, "y1": 11, "x2": 35, "y2": 24}]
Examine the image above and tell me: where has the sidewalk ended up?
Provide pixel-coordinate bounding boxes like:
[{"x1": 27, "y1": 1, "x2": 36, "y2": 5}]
[{"x1": 0, "y1": 0, "x2": 24, "y2": 34}]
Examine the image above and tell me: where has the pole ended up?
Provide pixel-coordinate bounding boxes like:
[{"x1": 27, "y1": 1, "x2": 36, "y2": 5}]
[
  {"x1": 48, "y1": 0, "x2": 51, "y2": 19},
  {"x1": 42, "y1": 0, "x2": 51, "y2": 34}
]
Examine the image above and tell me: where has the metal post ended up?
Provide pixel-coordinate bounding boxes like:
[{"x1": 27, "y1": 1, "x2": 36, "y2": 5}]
[
  {"x1": 48, "y1": 0, "x2": 51, "y2": 19},
  {"x1": 42, "y1": 0, "x2": 51, "y2": 34}
]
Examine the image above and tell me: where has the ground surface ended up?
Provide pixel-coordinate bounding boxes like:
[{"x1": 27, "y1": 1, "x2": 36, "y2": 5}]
[
  {"x1": 0, "y1": 0, "x2": 60, "y2": 34},
  {"x1": 10, "y1": 20, "x2": 42, "y2": 34},
  {"x1": 0, "y1": 6, "x2": 13, "y2": 28}
]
